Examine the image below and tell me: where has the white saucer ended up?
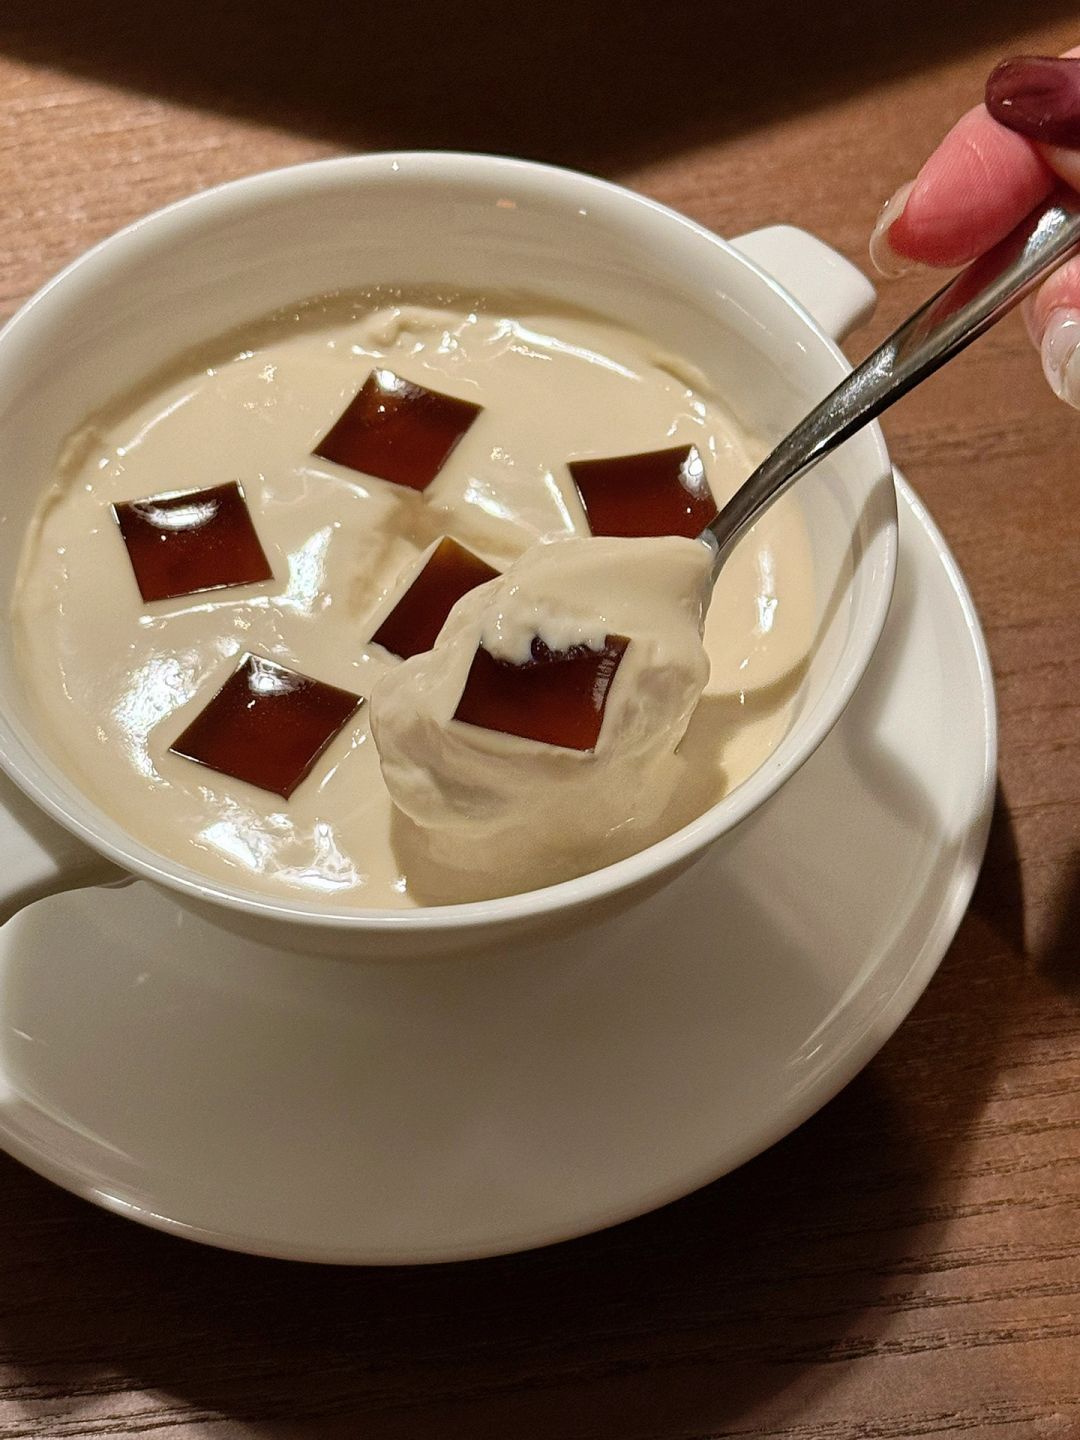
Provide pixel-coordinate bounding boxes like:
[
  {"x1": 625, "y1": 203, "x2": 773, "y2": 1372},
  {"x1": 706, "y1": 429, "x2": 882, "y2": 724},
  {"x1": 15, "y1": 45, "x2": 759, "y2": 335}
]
[{"x1": 0, "y1": 474, "x2": 995, "y2": 1264}]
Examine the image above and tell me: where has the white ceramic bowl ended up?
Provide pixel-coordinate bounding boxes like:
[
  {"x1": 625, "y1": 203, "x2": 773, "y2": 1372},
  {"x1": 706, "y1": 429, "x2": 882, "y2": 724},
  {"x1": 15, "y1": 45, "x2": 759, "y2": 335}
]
[{"x1": 0, "y1": 153, "x2": 896, "y2": 957}]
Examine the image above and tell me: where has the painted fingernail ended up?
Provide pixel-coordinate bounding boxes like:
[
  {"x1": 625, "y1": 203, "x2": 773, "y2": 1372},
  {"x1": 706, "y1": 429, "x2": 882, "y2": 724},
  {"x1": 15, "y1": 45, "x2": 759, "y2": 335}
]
[
  {"x1": 986, "y1": 55, "x2": 1080, "y2": 147},
  {"x1": 869, "y1": 180, "x2": 917, "y2": 277},
  {"x1": 1040, "y1": 308, "x2": 1080, "y2": 407}
]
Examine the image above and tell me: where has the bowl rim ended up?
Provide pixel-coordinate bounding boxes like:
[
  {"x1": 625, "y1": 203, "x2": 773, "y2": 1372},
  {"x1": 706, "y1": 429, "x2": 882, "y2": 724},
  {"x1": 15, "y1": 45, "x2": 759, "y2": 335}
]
[{"x1": 0, "y1": 150, "x2": 898, "y2": 936}]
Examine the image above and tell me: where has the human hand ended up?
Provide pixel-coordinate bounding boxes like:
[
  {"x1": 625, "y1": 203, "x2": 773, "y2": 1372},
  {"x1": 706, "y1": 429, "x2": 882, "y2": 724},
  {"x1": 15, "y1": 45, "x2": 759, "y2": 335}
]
[{"x1": 869, "y1": 50, "x2": 1080, "y2": 408}]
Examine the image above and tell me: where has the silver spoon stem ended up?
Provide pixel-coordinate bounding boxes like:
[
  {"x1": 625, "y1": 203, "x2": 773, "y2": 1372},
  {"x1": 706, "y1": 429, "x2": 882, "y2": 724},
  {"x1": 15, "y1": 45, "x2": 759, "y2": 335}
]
[{"x1": 705, "y1": 191, "x2": 1080, "y2": 570}]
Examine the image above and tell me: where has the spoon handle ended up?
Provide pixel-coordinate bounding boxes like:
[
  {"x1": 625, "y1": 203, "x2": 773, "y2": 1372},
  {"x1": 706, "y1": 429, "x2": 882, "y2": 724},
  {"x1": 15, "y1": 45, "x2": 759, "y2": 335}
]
[{"x1": 706, "y1": 191, "x2": 1080, "y2": 566}]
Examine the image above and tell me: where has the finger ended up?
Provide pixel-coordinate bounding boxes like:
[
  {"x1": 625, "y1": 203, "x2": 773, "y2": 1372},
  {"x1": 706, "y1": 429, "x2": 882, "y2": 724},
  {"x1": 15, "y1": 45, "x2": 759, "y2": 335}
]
[
  {"x1": 869, "y1": 103, "x2": 1054, "y2": 276},
  {"x1": 1023, "y1": 255, "x2": 1080, "y2": 409},
  {"x1": 869, "y1": 44, "x2": 1080, "y2": 277}
]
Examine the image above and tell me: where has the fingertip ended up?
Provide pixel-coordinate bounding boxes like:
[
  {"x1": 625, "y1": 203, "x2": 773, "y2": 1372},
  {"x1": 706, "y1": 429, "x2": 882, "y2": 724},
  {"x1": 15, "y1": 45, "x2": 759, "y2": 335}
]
[{"x1": 883, "y1": 105, "x2": 1054, "y2": 268}]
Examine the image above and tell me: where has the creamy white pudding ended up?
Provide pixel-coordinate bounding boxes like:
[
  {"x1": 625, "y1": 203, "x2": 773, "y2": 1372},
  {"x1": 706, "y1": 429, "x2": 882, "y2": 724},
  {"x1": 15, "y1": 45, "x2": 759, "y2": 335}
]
[{"x1": 12, "y1": 293, "x2": 816, "y2": 906}]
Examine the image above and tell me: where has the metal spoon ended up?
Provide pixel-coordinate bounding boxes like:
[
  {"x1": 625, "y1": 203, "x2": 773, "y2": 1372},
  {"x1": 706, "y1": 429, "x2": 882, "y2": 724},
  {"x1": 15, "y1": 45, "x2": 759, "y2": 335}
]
[{"x1": 703, "y1": 192, "x2": 1080, "y2": 570}]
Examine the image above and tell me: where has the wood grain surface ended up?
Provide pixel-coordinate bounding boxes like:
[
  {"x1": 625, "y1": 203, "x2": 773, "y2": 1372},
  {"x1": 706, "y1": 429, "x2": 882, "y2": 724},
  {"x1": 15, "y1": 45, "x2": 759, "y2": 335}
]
[{"x1": 1, "y1": 4, "x2": 1078, "y2": 1437}]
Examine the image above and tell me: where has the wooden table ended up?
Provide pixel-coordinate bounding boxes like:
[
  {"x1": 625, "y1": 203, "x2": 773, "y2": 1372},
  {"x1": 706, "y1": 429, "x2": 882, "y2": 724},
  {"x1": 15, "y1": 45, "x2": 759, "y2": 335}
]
[{"x1": 1, "y1": 5, "x2": 1078, "y2": 1436}]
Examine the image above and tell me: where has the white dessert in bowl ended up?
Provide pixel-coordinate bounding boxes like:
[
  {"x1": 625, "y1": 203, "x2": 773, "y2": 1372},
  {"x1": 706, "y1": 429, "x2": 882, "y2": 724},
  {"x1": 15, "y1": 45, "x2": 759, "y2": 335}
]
[
  {"x1": 0, "y1": 153, "x2": 895, "y2": 956},
  {"x1": 12, "y1": 296, "x2": 815, "y2": 907}
]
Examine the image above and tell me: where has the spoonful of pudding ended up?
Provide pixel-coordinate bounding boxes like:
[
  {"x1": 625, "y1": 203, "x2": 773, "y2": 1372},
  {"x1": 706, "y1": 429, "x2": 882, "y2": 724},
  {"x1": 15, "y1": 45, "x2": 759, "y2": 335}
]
[{"x1": 371, "y1": 195, "x2": 1080, "y2": 897}]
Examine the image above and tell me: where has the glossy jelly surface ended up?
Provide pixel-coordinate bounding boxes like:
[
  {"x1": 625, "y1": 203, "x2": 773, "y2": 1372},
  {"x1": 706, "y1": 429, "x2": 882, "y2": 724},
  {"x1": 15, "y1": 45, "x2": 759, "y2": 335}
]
[
  {"x1": 569, "y1": 445, "x2": 716, "y2": 540},
  {"x1": 314, "y1": 368, "x2": 481, "y2": 492},
  {"x1": 373, "y1": 539, "x2": 499, "y2": 659},
  {"x1": 113, "y1": 482, "x2": 272, "y2": 602},
  {"x1": 454, "y1": 635, "x2": 630, "y2": 752},
  {"x1": 170, "y1": 655, "x2": 362, "y2": 799}
]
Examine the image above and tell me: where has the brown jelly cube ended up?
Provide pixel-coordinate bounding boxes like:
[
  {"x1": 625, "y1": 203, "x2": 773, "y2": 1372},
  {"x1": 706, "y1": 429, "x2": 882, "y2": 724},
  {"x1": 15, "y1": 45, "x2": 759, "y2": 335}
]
[
  {"x1": 113, "y1": 482, "x2": 273, "y2": 603},
  {"x1": 313, "y1": 369, "x2": 481, "y2": 491},
  {"x1": 569, "y1": 445, "x2": 716, "y2": 540},
  {"x1": 453, "y1": 635, "x2": 630, "y2": 752},
  {"x1": 170, "y1": 654, "x2": 362, "y2": 799},
  {"x1": 372, "y1": 538, "x2": 499, "y2": 660}
]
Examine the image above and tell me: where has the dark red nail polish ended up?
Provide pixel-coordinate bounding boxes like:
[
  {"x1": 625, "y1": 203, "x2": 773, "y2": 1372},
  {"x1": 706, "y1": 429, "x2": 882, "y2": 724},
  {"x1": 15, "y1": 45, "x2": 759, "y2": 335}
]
[{"x1": 986, "y1": 55, "x2": 1080, "y2": 148}]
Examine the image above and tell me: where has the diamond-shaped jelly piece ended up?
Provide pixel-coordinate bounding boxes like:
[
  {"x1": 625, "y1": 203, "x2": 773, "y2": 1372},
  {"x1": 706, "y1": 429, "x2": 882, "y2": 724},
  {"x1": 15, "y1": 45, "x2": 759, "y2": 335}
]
[
  {"x1": 313, "y1": 369, "x2": 481, "y2": 491},
  {"x1": 113, "y1": 482, "x2": 273, "y2": 603},
  {"x1": 453, "y1": 635, "x2": 630, "y2": 752},
  {"x1": 372, "y1": 538, "x2": 499, "y2": 660},
  {"x1": 170, "y1": 654, "x2": 362, "y2": 799},
  {"x1": 569, "y1": 445, "x2": 716, "y2": 539}
]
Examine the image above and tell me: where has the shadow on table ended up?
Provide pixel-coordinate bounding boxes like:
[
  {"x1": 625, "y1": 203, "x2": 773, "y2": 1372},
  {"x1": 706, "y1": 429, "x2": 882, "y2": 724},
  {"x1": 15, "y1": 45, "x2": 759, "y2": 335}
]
[
  {"x1": 0, "y1": 0, "x2": 1073, "y2": 174},
  {"x1": 1038, "y1": 849, "x2": 1080, "y2": 996},
  {"x1": 0, "y1": 806, "x2": 1028, "y2": 1439}
]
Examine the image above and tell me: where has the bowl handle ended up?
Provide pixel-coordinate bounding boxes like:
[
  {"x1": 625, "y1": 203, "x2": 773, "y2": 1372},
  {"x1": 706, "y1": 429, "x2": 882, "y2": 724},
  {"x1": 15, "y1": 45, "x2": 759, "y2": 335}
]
[
  {"x1": 0, "y1": 769, "x2": 122, "y2": 925},
  {"x1": 730, "y1": 225, "x2": 877, "y2": 343}
]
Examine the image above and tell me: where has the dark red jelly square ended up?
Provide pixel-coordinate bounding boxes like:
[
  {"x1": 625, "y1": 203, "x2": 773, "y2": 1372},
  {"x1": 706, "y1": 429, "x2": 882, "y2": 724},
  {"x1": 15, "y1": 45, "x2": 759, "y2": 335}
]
[
  {"x1": 372, "y1": 538, "x2": 499, "y2": 660},
  {"x1": 113, "y1": 482, "x2": 273, "y2": 603},
  {"x1": 170, "y1": 654, "x2": 362, "y2": 799},
  {"x1": 569, "y1": 445, "x2": 717, "y2": 540},
  {"x1": 313, "y1": 369, "x2": 481, "y2": 491},
  {"x1": 453, "y1": 635, "x2": 630, "y2": 752}
]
